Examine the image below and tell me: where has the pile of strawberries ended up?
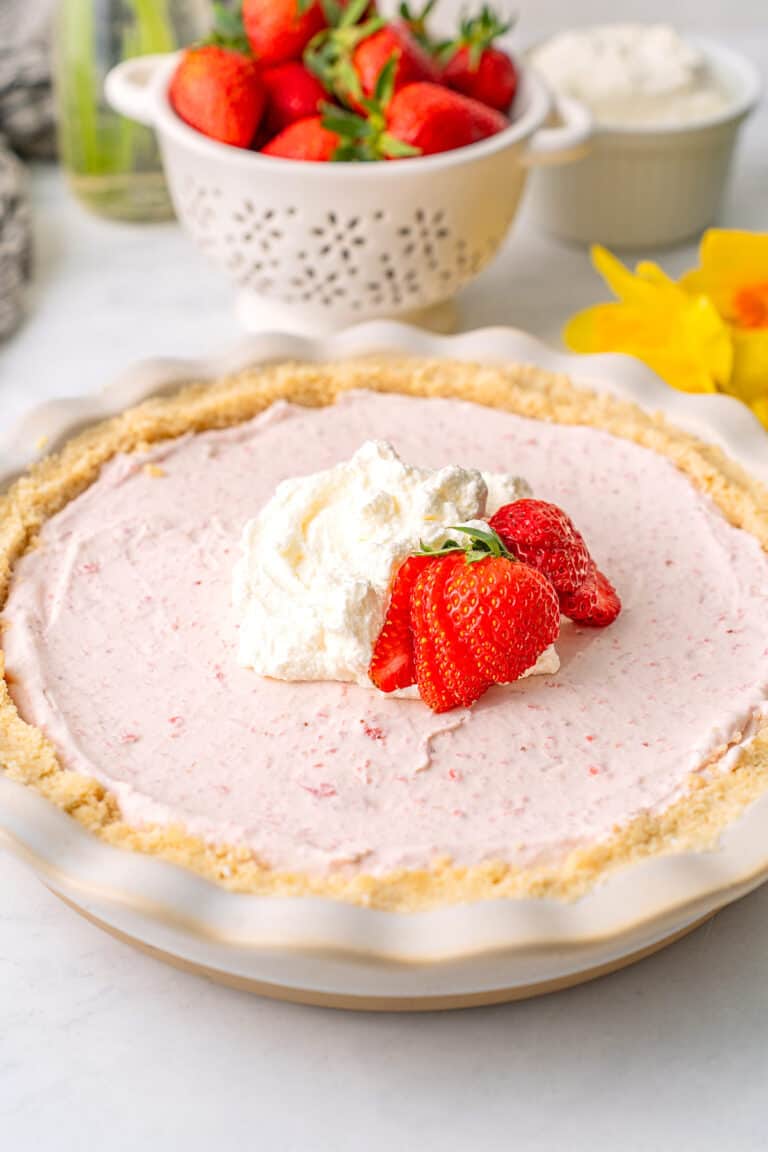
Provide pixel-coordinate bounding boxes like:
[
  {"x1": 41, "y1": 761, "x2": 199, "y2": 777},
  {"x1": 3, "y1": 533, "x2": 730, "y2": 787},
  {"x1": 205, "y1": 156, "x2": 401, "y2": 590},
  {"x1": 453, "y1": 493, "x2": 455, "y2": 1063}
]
[
  {"x1": 369, "y1": 498, "x2": 622, "y2": 713},
  {"x1": 169, "y1": 0, "x2": 519, "y2": 161}
]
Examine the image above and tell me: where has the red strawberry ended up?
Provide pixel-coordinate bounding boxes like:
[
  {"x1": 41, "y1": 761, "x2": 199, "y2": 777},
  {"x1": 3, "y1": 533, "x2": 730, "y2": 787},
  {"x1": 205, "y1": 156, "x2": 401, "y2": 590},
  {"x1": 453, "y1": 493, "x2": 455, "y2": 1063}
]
[
  {"x1": 261, "y1": 115, "x2": 340, "y2": 160},
  {"x1": 352, "y1": 24, "x2": 440, "y2": 103},
  {"x1": 489, "y1": 500, "x2": 591, "y2": 596},
  {"x1": 243, "y1": 0, "x2": 327, "y2": 66},
  {"x1": 489, "y1": 499, "x2": 621, "y2": 628},
  {"x1": 261, "y1": 61, "x2": 328, "y2": 135},
  {"x1": 439, "y1": 6, "x2": 518, "y2": 113},
  {"x1": 560, "y1": 569, "x2": 622, "y2": 628},
  {"x1": 169, "y1": 45, "x2": 265, "y2": 148},
  {"x1": 369, "y1": 554, "x2": 432, "y2": 692},
  {"x1": 371, "y1": 526, "x2": 560, "y2": 713},
  {"x1": 386, "y1": 81, "x2": 507, "y2": 155}
]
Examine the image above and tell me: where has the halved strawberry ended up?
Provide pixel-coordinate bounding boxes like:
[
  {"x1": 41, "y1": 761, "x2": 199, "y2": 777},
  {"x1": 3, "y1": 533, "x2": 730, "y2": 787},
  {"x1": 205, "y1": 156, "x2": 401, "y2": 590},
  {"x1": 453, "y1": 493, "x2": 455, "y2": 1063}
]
[{"x1": 369, "y1": 554, "x2": 432, "y2": 692}]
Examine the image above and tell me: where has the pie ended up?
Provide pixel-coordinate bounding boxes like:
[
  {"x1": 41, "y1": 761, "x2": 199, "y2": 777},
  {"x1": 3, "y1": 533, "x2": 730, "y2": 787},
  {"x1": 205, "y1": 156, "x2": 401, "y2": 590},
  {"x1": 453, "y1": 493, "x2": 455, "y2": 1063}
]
[{"x1": 1, "y1": 357, "x2": 767, "y2": 910}]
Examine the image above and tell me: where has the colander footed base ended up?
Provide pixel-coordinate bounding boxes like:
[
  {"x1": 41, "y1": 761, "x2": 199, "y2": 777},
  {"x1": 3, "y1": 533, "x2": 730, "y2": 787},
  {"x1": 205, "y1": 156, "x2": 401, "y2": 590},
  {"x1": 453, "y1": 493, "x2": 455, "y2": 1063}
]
[{"x1": 235, "y1": 291, "x2": 459, "y2": 336}]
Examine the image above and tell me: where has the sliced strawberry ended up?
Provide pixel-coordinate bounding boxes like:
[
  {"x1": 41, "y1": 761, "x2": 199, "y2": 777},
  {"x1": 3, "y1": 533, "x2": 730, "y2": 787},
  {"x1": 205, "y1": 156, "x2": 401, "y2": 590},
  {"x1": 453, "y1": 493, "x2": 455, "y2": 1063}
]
[
  {"x1": 560, "y1": 568, "x2": 622, "y2": 628},
  {"x1": 443, "y1": 555, "x2": 559, "y2": 685},
  {"x1": 369, "y1": 554, "x2": 432, "y2": 692},
  {"x1": 411, "y1": 555, "x2": 474, "y2": 713}
]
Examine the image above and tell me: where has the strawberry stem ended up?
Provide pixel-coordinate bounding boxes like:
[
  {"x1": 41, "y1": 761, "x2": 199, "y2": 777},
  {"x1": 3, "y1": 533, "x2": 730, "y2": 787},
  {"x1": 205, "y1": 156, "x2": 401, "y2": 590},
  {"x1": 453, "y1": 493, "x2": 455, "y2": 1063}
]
[
  {"x1": 438, "y1": 4, "x2": 514, "y2": 71},
  {"x1": 306, "y1": 1, "x2": 386, "y2": 105},
  {"x1": 209, "y1": 2, "x2": 251, "y2": 53},
  {"x1": 418, "y1": 524, "x2": 516, "y2": 564},
  {"x1": 320, "y1": 57, "x2": 421, "y2": 159}
]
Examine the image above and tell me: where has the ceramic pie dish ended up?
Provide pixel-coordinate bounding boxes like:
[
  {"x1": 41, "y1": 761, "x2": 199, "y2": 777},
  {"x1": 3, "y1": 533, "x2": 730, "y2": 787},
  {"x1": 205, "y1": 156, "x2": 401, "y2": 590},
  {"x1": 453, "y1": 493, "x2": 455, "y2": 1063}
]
[{"x1": 1, "y1": 324, "x2": 767, "y2": 1010}]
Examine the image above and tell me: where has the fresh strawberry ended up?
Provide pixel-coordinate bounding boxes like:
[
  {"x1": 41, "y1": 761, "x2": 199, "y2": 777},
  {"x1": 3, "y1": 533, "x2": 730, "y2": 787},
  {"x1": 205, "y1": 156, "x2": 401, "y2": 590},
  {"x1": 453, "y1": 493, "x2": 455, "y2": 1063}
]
[
  {"x1": 261, "y1": 61, "x2": 328, "y2": 135},
  {"x1": 489, "y1": 500, "x2": 592, "y2": 596},
  {"x1": 489, "y1": 499, "x2": 621, "y2": 628},
  {"x1": 560, "y1": 568, "x2": 622, "y2": 628},
  {"x1": 371, "y1": 526, "x2": 560, "y2": 713},
  {"x1": 243, "y1": 0, "x2": 327, "y2": 66},
  {"x1": 261, "y1": 115, "x2": 340, "y2": 159},
  {"x1": 320, "y1": 59, "x2": 507, "y2": 160},
  {"x1": 169, "y1": 45, "x2": 265, "y2": 148},
  {"x1": 369, "y1": 554, "x2": 432, "y2": 692},
  {"x1": 386, "y1": 81, "x2": 507, "y2": 155},
  {"x1": 304, "y1": 0, "x2": 388, "y2": 108},
  {"x1": 352, "y1": 24, "x2": 440, "y2": 103},
  {"x1": 439, "y1": 6, "x2": 518, "y2": 113},
  {"x1": 398, "y1": 0, "x2": 439, "y2": 51}
]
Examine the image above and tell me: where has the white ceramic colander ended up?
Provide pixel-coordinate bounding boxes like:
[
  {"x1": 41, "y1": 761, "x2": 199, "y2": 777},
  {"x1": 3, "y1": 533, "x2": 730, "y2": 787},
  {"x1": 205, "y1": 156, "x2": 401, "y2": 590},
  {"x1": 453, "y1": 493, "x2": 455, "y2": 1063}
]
[{"x1": 106, "y1": 53, "x2": 590, "y2": 333}]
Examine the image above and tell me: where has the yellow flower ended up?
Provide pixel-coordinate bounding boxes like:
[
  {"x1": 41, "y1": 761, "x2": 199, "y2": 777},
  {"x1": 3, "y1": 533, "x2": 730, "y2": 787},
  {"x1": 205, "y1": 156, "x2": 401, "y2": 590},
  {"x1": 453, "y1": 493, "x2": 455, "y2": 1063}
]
[
  {"x1": 564, "y1": 246, "x2": 733, "y2": 394},
  {"x1": 680, "y1": 230, "x2": 768, "y2": 404}
]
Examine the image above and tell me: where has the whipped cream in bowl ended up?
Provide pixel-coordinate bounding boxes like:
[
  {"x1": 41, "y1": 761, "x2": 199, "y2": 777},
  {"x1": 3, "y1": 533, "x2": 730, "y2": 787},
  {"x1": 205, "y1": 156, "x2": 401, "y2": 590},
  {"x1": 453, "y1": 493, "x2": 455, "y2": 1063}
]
[
  {"x1": 233, "y1": 439, "x2": 558, "y2": 693},
  {"x1": 526, "y1": 26, "x2": 760, "y2": 248},
  {"x1": 530, "y1": 25, "x2": 732, "y2": 128}
]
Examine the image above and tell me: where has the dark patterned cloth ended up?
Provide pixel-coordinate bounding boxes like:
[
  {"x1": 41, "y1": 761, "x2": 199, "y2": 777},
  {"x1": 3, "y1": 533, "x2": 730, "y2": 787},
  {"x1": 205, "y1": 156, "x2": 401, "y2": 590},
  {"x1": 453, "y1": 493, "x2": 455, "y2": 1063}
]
[{"x1": 0, "y1": 0, "x2": 54, "y2": 338}]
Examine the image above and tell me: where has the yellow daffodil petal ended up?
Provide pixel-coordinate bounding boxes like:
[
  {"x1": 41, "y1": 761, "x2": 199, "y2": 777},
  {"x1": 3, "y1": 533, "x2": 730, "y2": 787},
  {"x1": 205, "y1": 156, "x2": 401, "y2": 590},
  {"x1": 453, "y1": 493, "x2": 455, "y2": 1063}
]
[
  {"x1": 564, "y1": 288, "x2": 731, "y2": 396},
  {"x1": 729, "y1": 328, "x2": 768, "y2": 402},
  {"x1": 590, "y1": 245, "x2": 660, "y2": 307},
  {"x1": 681, "y1": 229, "x2": 768, "y2": 328}
]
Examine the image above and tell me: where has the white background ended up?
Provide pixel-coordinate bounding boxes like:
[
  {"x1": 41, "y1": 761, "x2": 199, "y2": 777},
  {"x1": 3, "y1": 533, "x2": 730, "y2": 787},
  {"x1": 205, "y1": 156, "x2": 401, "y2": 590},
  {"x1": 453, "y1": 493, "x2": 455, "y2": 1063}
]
[{"x1": 1, "y1": 3, "x2": 767, "y2": 1149}]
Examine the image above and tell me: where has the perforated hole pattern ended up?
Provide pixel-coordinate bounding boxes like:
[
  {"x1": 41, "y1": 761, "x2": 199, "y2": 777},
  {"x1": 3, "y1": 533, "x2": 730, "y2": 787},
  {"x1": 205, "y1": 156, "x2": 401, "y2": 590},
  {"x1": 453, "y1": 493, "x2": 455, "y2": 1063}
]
[{"x1": 174, "y1": 179, "x2": 509, "y2": 315}]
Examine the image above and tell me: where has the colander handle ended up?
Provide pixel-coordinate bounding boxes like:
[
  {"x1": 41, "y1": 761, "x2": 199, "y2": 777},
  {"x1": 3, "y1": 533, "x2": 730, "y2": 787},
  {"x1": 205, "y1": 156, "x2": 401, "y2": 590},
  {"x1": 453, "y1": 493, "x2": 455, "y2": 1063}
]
[
  {"x1": 522, "y1": 97, "x2": 593, "y2": 167},
  {"x1": 105, "y1": 54, "x2": 171, "y2": 127}
]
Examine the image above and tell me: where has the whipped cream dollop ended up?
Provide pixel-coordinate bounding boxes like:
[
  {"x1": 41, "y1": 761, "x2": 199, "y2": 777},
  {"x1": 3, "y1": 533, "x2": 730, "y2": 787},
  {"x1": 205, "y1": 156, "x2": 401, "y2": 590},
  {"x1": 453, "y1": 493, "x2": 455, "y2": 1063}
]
[
  {"x1": 530, "y1": 25, "x2": 731, "y2": 126},
  {"x1": 233, "y1": 439, "x2": 557, "y2": 687}
]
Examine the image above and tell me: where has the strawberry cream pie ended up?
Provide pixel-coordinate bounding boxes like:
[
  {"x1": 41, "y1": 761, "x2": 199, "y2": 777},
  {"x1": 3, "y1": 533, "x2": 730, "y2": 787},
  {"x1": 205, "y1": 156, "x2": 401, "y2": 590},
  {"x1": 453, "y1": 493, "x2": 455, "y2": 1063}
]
[{"x1": 1, "y1": 357, "x2": 767, "y2": 909}]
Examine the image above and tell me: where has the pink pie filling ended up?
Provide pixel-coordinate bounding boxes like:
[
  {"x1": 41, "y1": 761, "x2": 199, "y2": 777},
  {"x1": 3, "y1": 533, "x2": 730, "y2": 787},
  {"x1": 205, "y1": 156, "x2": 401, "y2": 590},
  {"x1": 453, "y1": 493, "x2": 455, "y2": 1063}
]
[{"x1": 4, "y1": 391, "x2": 768, "y2": 875}]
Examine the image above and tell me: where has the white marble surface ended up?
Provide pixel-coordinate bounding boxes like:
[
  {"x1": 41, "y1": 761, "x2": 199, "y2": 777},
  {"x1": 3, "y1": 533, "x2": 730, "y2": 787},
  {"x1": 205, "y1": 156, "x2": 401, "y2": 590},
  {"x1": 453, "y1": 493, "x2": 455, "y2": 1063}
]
[{"x1": 1, "y1": 10, "x2": 767, "y2": 1150}]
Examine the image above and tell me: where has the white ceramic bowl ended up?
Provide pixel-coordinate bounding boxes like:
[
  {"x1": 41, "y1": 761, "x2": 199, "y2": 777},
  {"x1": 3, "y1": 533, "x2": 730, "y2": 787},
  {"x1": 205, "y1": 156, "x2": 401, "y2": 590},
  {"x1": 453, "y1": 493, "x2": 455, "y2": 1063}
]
[
  {"x1": 527, "y1": 39, "x2": 762, "y2": 250},
  {"x1": 2, "y1": 325, "x2": 768, "y2": 1009},
  {"x1": 105, "y1": 53, "x2": 591, "y2": 334}
]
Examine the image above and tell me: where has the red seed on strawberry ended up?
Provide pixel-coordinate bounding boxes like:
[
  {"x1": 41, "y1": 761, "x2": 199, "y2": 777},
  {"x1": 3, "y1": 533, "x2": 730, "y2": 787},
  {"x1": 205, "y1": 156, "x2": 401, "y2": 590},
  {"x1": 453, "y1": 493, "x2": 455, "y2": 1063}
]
[{"x1": 169, "y1": 45, "x2": 265, "y2": 148}]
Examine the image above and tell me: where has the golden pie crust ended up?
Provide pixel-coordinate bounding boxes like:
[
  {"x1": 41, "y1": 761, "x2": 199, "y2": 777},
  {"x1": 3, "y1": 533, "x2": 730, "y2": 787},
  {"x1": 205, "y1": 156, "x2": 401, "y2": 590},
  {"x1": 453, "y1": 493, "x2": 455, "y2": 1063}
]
[{"x1": 1, "y1": 357, "x2": 767, "y2": 910}]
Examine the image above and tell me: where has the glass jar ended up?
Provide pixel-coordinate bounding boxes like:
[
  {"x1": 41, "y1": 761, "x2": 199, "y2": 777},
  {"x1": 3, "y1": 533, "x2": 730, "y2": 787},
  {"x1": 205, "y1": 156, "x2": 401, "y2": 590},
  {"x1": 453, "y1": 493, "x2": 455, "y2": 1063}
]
[{"x1": 53, "y1": 0, "x2": 210, "y2": 221}]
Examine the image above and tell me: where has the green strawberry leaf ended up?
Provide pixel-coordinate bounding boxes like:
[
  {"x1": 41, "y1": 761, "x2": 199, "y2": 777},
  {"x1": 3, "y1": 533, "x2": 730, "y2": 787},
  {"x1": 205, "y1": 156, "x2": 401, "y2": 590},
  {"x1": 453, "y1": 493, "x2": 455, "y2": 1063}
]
[{"x1": 209, "y1": 1, "x2": 251, "y2": 53}]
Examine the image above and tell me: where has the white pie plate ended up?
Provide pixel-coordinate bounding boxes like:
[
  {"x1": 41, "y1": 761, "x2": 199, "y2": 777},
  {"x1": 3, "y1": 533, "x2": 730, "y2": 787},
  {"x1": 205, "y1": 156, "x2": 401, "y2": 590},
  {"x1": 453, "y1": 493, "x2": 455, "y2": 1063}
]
[{"x1": 1, "y1": 324, "x2": 767, "y2": 1010}]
